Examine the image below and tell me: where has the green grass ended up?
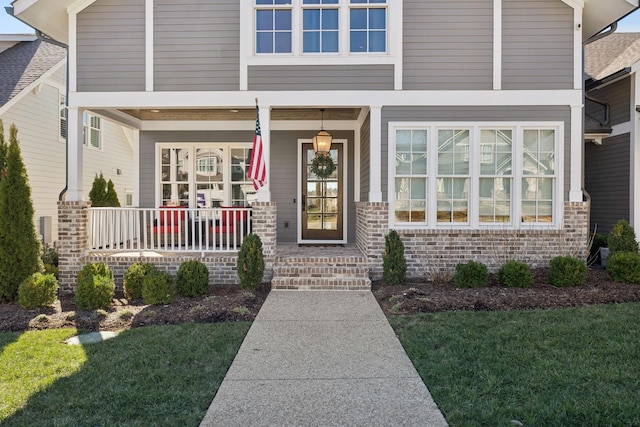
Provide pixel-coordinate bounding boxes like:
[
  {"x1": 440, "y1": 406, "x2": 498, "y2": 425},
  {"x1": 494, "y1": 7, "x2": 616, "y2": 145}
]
[
  {"x1": 390, "y1": 303, "x2": 640, "y2": 427},
  {"x1": 0, "y1": 323, "x2": 250, "y2": 426}
]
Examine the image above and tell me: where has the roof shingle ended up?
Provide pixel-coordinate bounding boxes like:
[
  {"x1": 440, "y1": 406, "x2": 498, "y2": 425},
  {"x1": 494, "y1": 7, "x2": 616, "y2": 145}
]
[{"x1": 585, "y1": 33, "x2": 640, "y2": 81}]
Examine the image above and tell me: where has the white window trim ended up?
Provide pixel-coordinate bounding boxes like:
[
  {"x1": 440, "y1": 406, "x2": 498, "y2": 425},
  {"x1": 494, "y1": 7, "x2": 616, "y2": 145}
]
[
  {"x1": 155, "y1": 142, "x2": 254, "y2": 208},
  {"x1": 242, "y1": 0, "x2": 399, "y2": 68},
  {"x1": 83, "y1": 112, "x2": 102, "y2": 150},
  {"x1": 388, "y1": 121, "x2": 564, "y2": 230},
  {"x1": 59, "y1": 93, "x2": 67, "y2": 143}
]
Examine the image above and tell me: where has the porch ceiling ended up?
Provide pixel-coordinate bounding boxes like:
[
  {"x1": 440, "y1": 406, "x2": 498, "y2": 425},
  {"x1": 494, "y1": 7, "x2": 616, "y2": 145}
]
[{"x1": 118, "y1": 108, "x2": 362, "y2": 121}]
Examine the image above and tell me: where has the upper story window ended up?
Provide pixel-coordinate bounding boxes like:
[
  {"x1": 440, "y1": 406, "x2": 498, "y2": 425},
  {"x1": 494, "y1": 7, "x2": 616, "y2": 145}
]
[
  {"x1": 59, "y1": 94, "x2": 67, "y2": 141},
  {"x1": 254, "y1": 0, "x2": 388, "y2": 55},
  {"x1": 83, "y1": 113, "x2": 101, "y2": 149}
]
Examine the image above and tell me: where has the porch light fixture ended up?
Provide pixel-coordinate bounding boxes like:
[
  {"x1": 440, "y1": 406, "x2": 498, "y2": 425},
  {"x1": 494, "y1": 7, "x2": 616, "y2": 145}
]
[{"x1": 312, "y1": 109, "x2": 333, "y2": 155}]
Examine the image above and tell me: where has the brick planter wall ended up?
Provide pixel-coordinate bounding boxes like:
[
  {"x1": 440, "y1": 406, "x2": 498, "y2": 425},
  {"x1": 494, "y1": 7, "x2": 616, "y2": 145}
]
[
  {"x1": 249, "y1": 202, "x2": 277, "y2": 282},
  {"x1": 57, "y1": 201, "x2": 90, "y2": 294},
  {"x1": 356, "y1": 201, "x2": 590, "y2": 281}
]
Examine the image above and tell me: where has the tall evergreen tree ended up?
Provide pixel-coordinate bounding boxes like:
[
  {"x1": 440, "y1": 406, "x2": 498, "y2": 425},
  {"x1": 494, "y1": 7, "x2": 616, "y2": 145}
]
[
  {"x1": 89, "y1": 172, "x2": 107, "y2": 206},
  {"x1": 106, "y1": 179, "x2": 121, "y2": 207},
  {"x1": 0, "y1": 124, "x2": 41, "y2": 302},
  {"x1": 0, "y1": 119, "x2": 7, "y2": 177}
]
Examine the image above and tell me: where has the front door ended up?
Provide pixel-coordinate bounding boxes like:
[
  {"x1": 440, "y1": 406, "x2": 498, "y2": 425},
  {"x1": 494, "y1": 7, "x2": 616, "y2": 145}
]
[{"x1": 301, "y1": 143, "x2": 343, "y2": 241}]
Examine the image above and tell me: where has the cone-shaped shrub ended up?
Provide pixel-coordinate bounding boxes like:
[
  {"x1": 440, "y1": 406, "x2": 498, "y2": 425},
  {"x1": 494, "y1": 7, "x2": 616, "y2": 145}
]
[
  {"x1": 607, "y1": 219, "x2": 638, "y2": 255},
  {"x1": 237, "y1": 233, "x2": 265, "y2": 290},
  {"x1": 176, "y1": 260, "x2": 209, "y2": 297},
  {"x1": 0, "y1": 119, "x2": 7, "y2": 176},
  {"x1": 383, "y1": 230, "x2": 407, "y2": 285},
  {"x1": 89, "y1": 172, "x2": 107, "y2": 206},
  {"x1": 105, "y1": 179, "x2": 121, "y2": 207},
  {"x1": 0, "y1": 124, "x2": 41, "y2": 302}
]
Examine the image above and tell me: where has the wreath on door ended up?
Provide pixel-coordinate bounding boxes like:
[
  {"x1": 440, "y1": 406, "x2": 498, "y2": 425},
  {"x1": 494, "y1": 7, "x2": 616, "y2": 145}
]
[{"x1": 310, "y1": 154, "x2": 336, "y2": 179}]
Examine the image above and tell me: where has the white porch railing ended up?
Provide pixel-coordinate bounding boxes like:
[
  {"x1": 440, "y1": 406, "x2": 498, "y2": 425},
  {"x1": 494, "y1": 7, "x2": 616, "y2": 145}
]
[{"x1": 87, "y1": 207, "x2": 252, "y2": 253}]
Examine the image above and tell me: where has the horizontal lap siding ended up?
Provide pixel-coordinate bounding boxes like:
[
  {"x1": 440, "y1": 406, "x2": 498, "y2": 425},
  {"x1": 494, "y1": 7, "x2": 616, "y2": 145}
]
[
  {"x1": 154, "y1": 0, "x2": 239, "y2": 91},
  {"x1": 502, "y1": 0, "x2": 573, "y2": 90},
  {"x1": 77, "y1": 0, "x2": 145, "y2": 92},
  {"x1": 403, "y1": 0, "x2": 493, "y2": 90},
  {"x1": 588, "y1": 78, "x2": 631, "y2": 127},
  {"x1": 585, "y1": 134, "x2": 631, "y2": 234},
  {"x1": 248, "y1": 65, "x2": 394, "y2": 90},
  {"x1": 381, "y1": 106, "x2": 571, "y2": 202}
]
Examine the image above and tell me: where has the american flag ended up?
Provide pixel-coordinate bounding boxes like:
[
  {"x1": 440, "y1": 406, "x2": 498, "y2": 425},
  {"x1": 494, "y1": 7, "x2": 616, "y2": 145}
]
[{"x1": 248, "y1": 105, "x2": 266, "y2": 190}]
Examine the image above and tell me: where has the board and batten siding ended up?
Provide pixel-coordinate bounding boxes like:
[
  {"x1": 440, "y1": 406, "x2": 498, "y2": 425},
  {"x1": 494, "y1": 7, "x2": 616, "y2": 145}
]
[
  {"x1": 502, "y1": 0, "x2": 573, "y2": 90},
  {"x1": 381, "y1": 106, "x2": 572, "y2": 202},
  {"x1": 154, "y1": 0, "x2": 240, "y2": 91},
  {"x1": 248, "y1": 65, "x2": 394, "y2": 91},
  {"x1": 77, "y1": 0, "x2": 145, "y2": 92},
  {"x1": 402, "y1": 0, "x2": 493, "y2": 90},
  {"x1": 360, "y1": 113, "x2": 371, "y2": 201},
  {"x1": 588, "y1": 78, "x2": 631, "y2": 127},
  {"x1": 585, "y1": 134, "x2": 630, "y2": 234}
]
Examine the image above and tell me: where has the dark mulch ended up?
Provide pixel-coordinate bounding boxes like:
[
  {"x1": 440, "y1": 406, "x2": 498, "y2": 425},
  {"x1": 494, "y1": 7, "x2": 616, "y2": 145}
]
[{"x1": 373, "y1": 268, "x2": 640, "y2": 315}]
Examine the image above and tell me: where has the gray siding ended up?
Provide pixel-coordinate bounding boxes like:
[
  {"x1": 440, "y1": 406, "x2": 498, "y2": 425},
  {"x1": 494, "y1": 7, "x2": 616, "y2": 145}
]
[
  {"x1": 381, "y1": 106, "x2": 571, "y2": 201},
  {"x1": 154, "y1": 0, "x2": 240, "y2": 91},
  {"x1": 360, "y1": 113, "x2": 371, "y2": 201},
  {"x1": 588, "y1": 78, "x2": 631, "y2": 127},
  {"x1": 248, "y1": 65, "x2": 394, "y2": 91},
  {"x1": 77, "y1": 0, "x2": 145, "y2": 92},
  {"x1": 403, "y1": 0, "x2": 493, "y2": 90},
  {"x1": 502, "y1": 0, "x2": 573, "y2": 90},
  {"x1": 585, "y1": 134, "x2": 631, "y2": 234},
  {"x1": 271, "y1": 131, "x2": 355, "y2": 243}
]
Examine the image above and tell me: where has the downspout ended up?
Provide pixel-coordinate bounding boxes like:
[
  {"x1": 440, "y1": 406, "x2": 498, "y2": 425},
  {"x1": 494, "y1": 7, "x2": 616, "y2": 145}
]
[
  {"x1": 585, "y1": 95, "x2": 611, "y2": 126},
  {"x1": 4, "y1": 7, "x2": 70, "y2": 201}
]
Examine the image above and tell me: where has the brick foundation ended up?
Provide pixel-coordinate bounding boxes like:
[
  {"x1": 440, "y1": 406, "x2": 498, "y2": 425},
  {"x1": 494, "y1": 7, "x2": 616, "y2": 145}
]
[{"x1": 356, "y1": 201, "x2": 590, "y2": 280}]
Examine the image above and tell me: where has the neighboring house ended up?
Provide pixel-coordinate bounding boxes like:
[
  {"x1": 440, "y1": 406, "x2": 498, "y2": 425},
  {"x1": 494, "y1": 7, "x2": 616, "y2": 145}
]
[
  {"x1": 9, "y1": 0, "x2": 638, "y2": 292},
  {"x1": 584, "y1": 32, "x2": 640, "y2": 236},
  {"x1": 0, "y1": 34, "x2": 135, "y2": 244}
]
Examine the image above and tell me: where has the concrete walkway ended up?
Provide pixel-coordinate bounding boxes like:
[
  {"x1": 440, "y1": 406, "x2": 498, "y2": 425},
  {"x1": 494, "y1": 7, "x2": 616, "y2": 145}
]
[{"x1": 200, "y1": 291, "x2": 448, "y2": 426}]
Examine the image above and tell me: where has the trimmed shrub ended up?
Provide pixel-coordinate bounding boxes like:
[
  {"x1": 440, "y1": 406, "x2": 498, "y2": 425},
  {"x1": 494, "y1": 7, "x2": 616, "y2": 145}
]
[
  {"x1": 548, "y1": 256, "x2": 587, "y2": 287},
  {"x1": 124, "y1": 262, "x2": 157, "y2": 300},
  {"x1": 43, "y1": 263, "x2": 59, "y2": 279},
  {"x1": 454, "y1": 260, "x2": 488, "y2": 288},
  {"x1": 142, "y1": 270, "x2": 175, "y2": 305},
  {"x1": 176, "y1": 260, "x2": 209, "y2": 297},
  {"x1": 607, "y1": 220, "x2": 638, "y2": 255},
  {"x1": 76, "y1": 262, "x2": 114, "y2": 310},
  {"x1": 498, "y1": 260, "x2": 533, "y2": 288},
  {"x1": 237, "y1": 233, "x2": 265, "y2": 290},
  {"x1": 383, "y1": 230, "x2": 407, "y2": 285},
  {"x1": 18, "y1": 273, "x2": 58, "y2": 309},
  {"x1": 607, "y1": 251, "x2": 640, "y2": 284}
]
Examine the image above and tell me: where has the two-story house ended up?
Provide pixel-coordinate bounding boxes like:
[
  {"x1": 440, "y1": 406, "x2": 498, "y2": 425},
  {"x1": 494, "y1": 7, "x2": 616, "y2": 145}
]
[{"x1": 9, "y1": 0, "x2": 638, "y2": 292}]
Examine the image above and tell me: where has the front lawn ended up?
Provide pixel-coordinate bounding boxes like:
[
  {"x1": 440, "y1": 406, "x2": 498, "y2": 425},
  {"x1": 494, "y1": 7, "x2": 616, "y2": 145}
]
[
  {"x1": 0, "y1": 323, "x2": 249, "y2": 426},
  {"x1": 391, "y1": 303, "x2": 640, "y2": 427}
]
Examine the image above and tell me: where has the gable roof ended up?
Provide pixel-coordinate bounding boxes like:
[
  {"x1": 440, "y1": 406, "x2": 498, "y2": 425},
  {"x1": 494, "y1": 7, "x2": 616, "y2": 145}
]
[
  {"x1": 0, "y1": 38, "x2": 66, "y2": 108},
  {"x1": 585, "y1": 32, "x2": 640, "y2": 81}
]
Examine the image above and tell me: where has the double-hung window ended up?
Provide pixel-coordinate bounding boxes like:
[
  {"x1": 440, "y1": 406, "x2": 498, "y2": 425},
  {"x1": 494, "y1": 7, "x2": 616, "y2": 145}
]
[
  {"x1": 349, "y1": 0, "x2": 386, "y2": 53},
  {"x1": 256, "y1": 0, "x2": 293, "y2": 53},
  {"x1": 390, "y1": 123, "x2": 560, "y2": 229},
  {"x1": 83, "y1": 113, "x2": 101, "y2": 149},
  {"x1": 302, "y1": 0, "x2": 339, "y2": 53}
]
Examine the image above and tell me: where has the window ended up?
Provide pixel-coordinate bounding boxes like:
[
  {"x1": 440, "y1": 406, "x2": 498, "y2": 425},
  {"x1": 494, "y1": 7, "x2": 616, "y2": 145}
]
[
  {"x1": 390, "y1": 123, "x2": 560, "y2": 228},
  {"x1": 349, "y1": 0, "x2": 386, "y2": 53},
  {"x1": 83, "y1": 113, "x2": 101, "y2": 149},
  {"x1": 256, "y1": 0, "x2": 292, "y2": 53},
  {"x1": 59, "y1": 95, "x2": 67, "y2": 141},
  {"x1": 158, "y1": 144, "x2": 257, "y2": 208},
  {"x1": 303, "y1": 0, "x2": 339, "y2": 53}
]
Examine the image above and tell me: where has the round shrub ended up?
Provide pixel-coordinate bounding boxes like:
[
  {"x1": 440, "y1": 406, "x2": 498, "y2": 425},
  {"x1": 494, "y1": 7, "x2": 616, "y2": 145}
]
[
  {"x1": 176, "y1": 260, "x2": 209, "y2": 297},
  {"x1": 548, "y1": 256, "x2": 587, "y2": 287},
  {"x1": 454, "y1": 260, "x2": 488, "y2": 288},
  {"x1": 237, "y1": 234, "x2": 265, "y2": 290},
  {"x1": 383, "y1": 230, "x2": 407, "y2": 285},
  {"x1": 607, "y1": 219, "x2": 638, "y2": 254},
  {"x1": 498, "y1": 260, "x2": 533, "y2": 288},
  {"x1": 18, "y1": 273, "x2": 58, "y2": 309},
  {"x1": 43, "y1": 263, "x2": 59, "y2": 279},
  {"x1": 607, "y1": 251, "x2": 640, "y2": 284},
  {"x1": 124, "y1": 262, "x2": 157, "y2": 300},
  {"x1": 76, "y1": 262, "x2": 114, "y2": 310},
  {"x1": 142, "y1": 270, "x2": 175, "y2": 305}
]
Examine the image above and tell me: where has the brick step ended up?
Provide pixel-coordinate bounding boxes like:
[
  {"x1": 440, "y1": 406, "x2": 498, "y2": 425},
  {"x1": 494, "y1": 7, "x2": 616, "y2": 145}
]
[
  {"x1": 271, "y1": 277, "x2": 372, "y2": 291},
  {"x1": 273, "y1": 265, "x2": 370, "y2": 278},
  {"x1": 274, "y1": 257, "x2": 368, "y2": 267}
]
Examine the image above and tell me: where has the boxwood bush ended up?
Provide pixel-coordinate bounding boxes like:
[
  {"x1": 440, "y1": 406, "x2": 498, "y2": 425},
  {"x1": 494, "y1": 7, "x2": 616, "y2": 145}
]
[
  {"x1": 548, "y1": 256, "x2": 587, "y2": 287},
  {"x1": 75, "y1": 262, "x2": 114, "y2": 310},
  {"x1": 237, "y1": 234, "x2": 265, "y2": 290},
  {"x1": 124, "y1": 262, "x2": 157, "y2": 300},
  {"x1": 454, "y1": 260, "x2": 488, "y2": 288},
  {"x1": 18, "y1": 272, "x2": 58, "y2": 309},
  {"x1": 498, "y1": 260, "x2": 533, "y2": 288},
  {"x1": 607, "y1": 219, "x2": 638, "y2": 254},
  {"x1": 607, "y1": 251, "x2": 640, "y2": 284},
  {"x1": 383, "y1": 230, "x2": 407, "y2": 285},
  {"x1": 142, "y1": 270, "x2": 175, "y2": 305},
  {"x1": 176, "y1": 260, "x2": 209, "y2": 297}
]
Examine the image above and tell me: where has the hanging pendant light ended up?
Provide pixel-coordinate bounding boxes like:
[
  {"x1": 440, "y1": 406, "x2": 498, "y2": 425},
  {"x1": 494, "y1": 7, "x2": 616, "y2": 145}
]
[{"x1": 312, "y1": 109, "x2": 333, "y2": 155}]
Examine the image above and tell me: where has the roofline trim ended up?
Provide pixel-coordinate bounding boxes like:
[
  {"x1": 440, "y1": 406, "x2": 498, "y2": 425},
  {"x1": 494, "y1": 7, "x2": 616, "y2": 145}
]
[
  {"x1": 0, "y1": 58, "x2": 65, "y2": 115},
  {"x1": 585, "y1": 68, "x2": 631, "y2": 90}
]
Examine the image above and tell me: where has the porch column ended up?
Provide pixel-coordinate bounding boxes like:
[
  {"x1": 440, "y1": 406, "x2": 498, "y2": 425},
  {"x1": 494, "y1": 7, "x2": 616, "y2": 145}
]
[
  {"x1": 66, "y1": 107, "x2": 85, "y2": 201},
  {"x1": 369, "y1": 105, "x2": 383, "y2": 202},
  {"x1": 569, "y1": 104, "x2": 583, "y2": 202},
  {"x1": 257, "y1": 105, "x2": 271, "y2": 202}
]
